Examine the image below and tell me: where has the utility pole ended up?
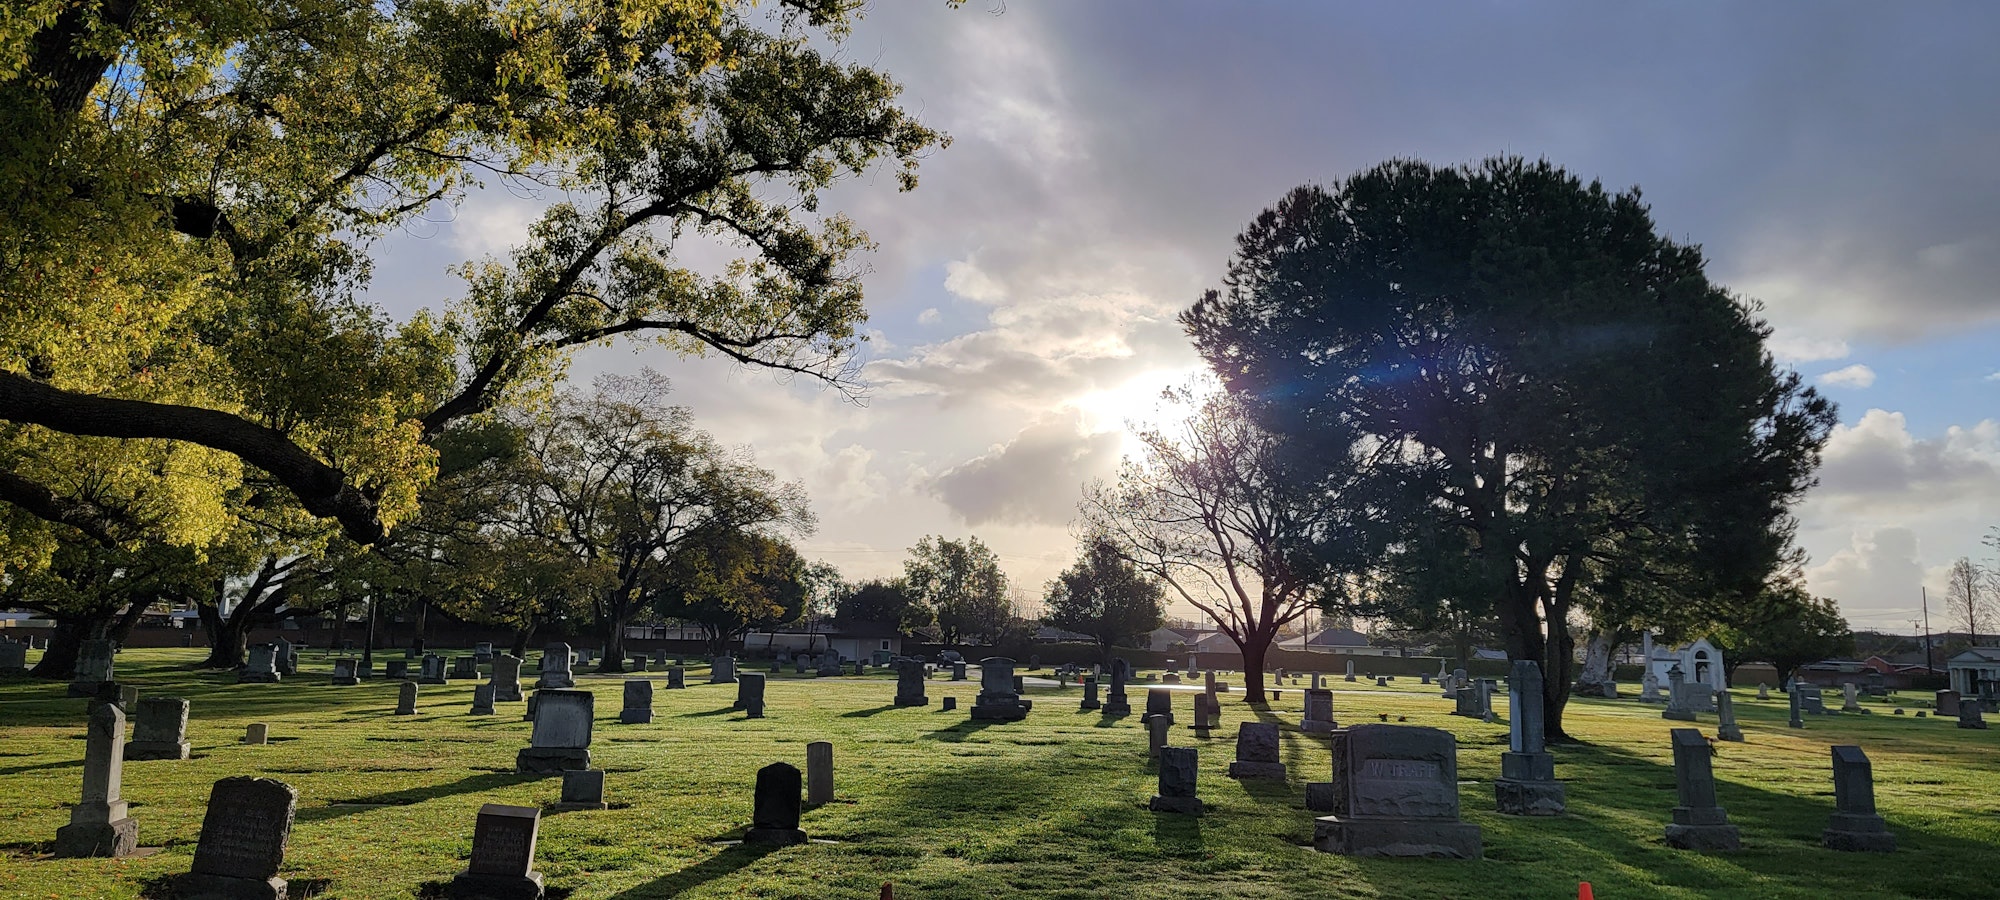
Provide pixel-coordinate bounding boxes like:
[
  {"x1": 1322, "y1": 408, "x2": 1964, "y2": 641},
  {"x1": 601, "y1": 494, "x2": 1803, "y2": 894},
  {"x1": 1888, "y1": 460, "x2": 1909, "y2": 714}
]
[{"x1": 1922, "y1": 586, "x2": 1935, "y2": 675}]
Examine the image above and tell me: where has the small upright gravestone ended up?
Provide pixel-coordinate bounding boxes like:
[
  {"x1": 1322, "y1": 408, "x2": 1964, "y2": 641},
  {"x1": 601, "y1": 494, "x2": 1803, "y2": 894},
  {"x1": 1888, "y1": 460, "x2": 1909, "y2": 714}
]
[
  {"x1": 239, "y1": 643, "x2": 282, "y2": 684},
  {"x1": 739, "y1": 672, "x2": 767, "y2": 718},
  {"x1": 419, "y1": 653, "x2": 450, "y2": 685},
  {"x1": 172, "y1": 777, "x2": 297, "y2": 900},
  {"x1": 817, "y1": 653, "x2": 842, "y2": 677},
  {"x1": 396, "y1": 681, "x2": 419, "y2": 715},
  {"x1": 470, "y1": 683, "x2": 497, "y2": 716},
  {"x1": 950, "y1": 660, "x2": 967, "y2": 680},
  {"x1": 556, "y1": 769, "x2": 607, "y2": 811},
  {"x1": 1798, "y1": 683, "x2": 1827, "y2": 714},
  {"x1": 1789, "y1": 686, "x2": 1806, "y2": 729},
  {"x1": 54, "y1": 703, "x2": 138, "y2": 858},
  {"x1": 516, "y1": 690, "x2": 593, "y2": 774},
  {"x1": 970, "y1": 657, "x2": 1031, "y2": 721},
  {"x1": 1344, "y1": 660, "x2": 1356, "y2": 682},
  {"x1": 1149, "y1": 746, "x2": 1203, "y2": 815},
  {"x1": 1715, "y1": 691, "x2": 1744, "y2": 742},
  {"x1": 1453, "y1": 678, "x2": 1487, "y2": 718},
  {"x1": 331, "y1": 658, "x2": 360, "y2": 686},
  {"x1": 1757, "y1": 683, "x2": 1770, "y2": 701},
  {"x1": 1842, "y1": 683, "x2": 1863, "y2": 713},
  {"x1": 1141, "y1": 687, "x2": 1175, "y2": 725},
  {"x1": 806, "y1": 741, "x2": 834, "y2": 805},
  {"x1": 1822, "y1": 745, "x2": 1895, "y2": 852},
  {"x1": 1302, "y1": 688, "x2": 1336, "y2": 733},
  {"x1": 385, "y1": 659, "x2": 410, "y2": 680},
  {"x1": 1494, "y1": 660, "x2": 1565, "y2": 816},
  {"x1": 493, "y1": 653, "x2": 524, "y2": 702},
  {"x1": 1226, "y1": 722, "x2": 1287, "y2": 779},
  {"x1": 942, "y1": 696, "x2": 958, "y2": 711},
  {"x1": 1663, "y1": 728, "x2": 1740, "y2": 851},
  {"x1": 711, "y1": 654, "x2": 738, "y2": 684},
  {"x1": 1193, "y1": 691, "x2": 1220, "y2": 731},
  {"x1": 1935, "y1": 689, "x2": 1961, "y2": 718},
  {"x1": 1104, "y1": 659, "x2": 1132, "y2": 716},
  {"x1": 0, "y1": 637, "x2": 27, "y2": 673},
  {"x1": 1079, "y1": 675, "x2": 1101, "y2": 711},
  {"x1": 243, "y1": 723, "x2": 269, "y2": 745},
  {"x1": 452, "y1": 655, "x2": 479, "y2": 679},
  {"x1": 1313, "y1": 725, "x2": 1481, "y2": 859},
  {"x1": 620, "y1": 680, "x2": 654, "y2": 724},
  {"x1": 539, "y1": 643, "x2": 574, "y2": 689},
  {"x1": 893, "y1": 658, "x2": 929, "y2": 707},
  {"x1": 68, "y1": 638, "x2": 115, "y2": 697},
  {"x1": 448, "y1": 804, "x2": 544, "y2": 899},
  {"x1": 632, "y1": 654, "x2": 652, "y2": 673},
  {"x1": 475, "y1": 641, "x2": 495, "y2": 662},
  {"x1": 666, "y1": 666, "x2": 686, "y2": 690},
  {"x1": 1662, "y1": 665, "x2": 1696, "y2": 722},
  {"x1": 1147, "y1": 717, "x2": 1169, "y2": 759},
  {"x1": 745, "y1": 762, "x2": 808, "y2": 845},
  {"x1": 126, "y1": 696, "x2": 192, "y2": 761},
  {"x1": 1958, "y1": 698, "x2": 1987, "y2": 730}
]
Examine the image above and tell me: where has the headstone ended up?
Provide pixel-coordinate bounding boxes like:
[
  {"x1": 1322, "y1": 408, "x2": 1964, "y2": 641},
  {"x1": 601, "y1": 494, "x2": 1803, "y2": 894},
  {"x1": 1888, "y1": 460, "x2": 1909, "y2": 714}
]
[
  {"x1": 1663, "y1": 681, "x2": 1698, "y2": 722},
  {"x1": 971, "y1": 657, "x2": 1032, "y2": 721},
  {"x1": 170, "y1": 777, "x2": 296, "y2": 899},
  {"x1": 516, "y1": 689, "x2": 593, "y2": 773},
  {"x1": 68, "y1": 638, "x2": 115, "y2": 697},
  {"x1": 1147, "y1": 716, "x2": 1170, "y2": 759},
  {"x1": 1104, "y1": 658, "x2": 1132, "y2": 715},
  {"x1": 53, "y1": 703, "x2": 139, "y2": 857},
  {"x1": 272, "y1": 638, "x2": 296, "y2": 676},
  {"x1": 1193, "y1": 692, "x2": 1219, "y2": 730},
  {"x1": 1640, "y1": 631, "x2": 1660, "y2": 702},
  {"x1": 1205, "y1": 670, "x2": 1217, "y2": 696},
  {"x1": 1375, "y1": 675, "x2": 1388, "y2": 687},
  {"x1": 126, "y1": 696, "x2": 192, "y2": 760},
  {"x1": 448, "y1": 804, "x2": 544, "y2": 899},
  {"x1": 396, "y1": 681, "x2": 419, "y2": 715},
  {"x1": 740, "y1": 672, "x2": 767, "y2": 718},
  {"x1": 1420, "y1": 672, "x2": 1431, "y2": 685},
  {"x1": 556, "y1": 769, "x2": 607, "y2": 811},
  {"x1": 950, "y1": 660, "x2": 967, "y2": 681},
  {"x1": 453, "y1": 655, "x2": 479, "y2": 679},
  {"x1": 475, "y1": 641, "x2": 494, "y2": 662},
  {"x1": 539, "y1": 643, "x2": 574, "y2": 689},
  {"x1": 1935, "y1": 689, "x2": 1961, "y2": 717},
  {"x1": 117, "y1": 683, "x2": 139, "y2": 710},
  {"x1": 1148, "y1": 746, "x2": 1204, "y2": 815},
  {"x1": 238, "y1": 643, "x2": 282, "y2": 684},
  {"x1": 794, "y1": 657, "x2": 807, "y2": 674},
  {"x1": 1757, "y1": 683, "x2": 1770, "y2": 701},
  {"x1": 1186, "y1": 654, "x2": 1198, "y2": 676},
  {"x1": 1789, "y1": 684, "x2": 1805, "y2": 728},
  {"x1": 942, "y1": 696, "x2": 957, "y2": 711},
  {"x1": 470, "y1": 682, "x2": 497, "y2": 715},
  {"x1": 493, "y1": 653, "x2": 524, "y2": 702},
  {"x1": 806, "y1": 741, "x2": 834, "y2": 805},
  {"x1": 0, "y1": 638, "x2": 26, "y2": 672},
  {"x1": 1822, "y1": 745, "x2": 1895, "y2": 852},
  {"x1": 1453, "y1": 678, "x2": 1486, "y2": 718},
  {"x1": 1958, "y1": 698, "x2": 1987, "y2": 730},
  {"x1": 243, "y1": 723, "x2": 268, "y2": 745},
  {"x1": 1344, "y1": 660, "x2": 1356, "y2": 682},
  {"x1": 1663, "y1": 728, "x2": 1740, "y2": 850},
  {"x1": 1843, "y1": 682, "x2": 1862, "y2": 713},
  {"x1": 1302, "y1": 688, "x2": 1337, "y2": 733},
  {"x1": 1142, "y1": 687, "x2": 1175, "y2": 725},
  {"x1": 386, "y1": 659, "x2": 409, "y2": 680},
  {"x1": 893, "y1": 658, "x2": 929, "y2": 707},
  {"x1": 1799, "y1": 684, "x2": 1827, "y2": 714},
  {"x1": 1313, "y1": 725, "x2": 1481, "y2": 859},
  {"x1": 666, "y1": 666, "x2": 686, "y2": 690},
  {"x1": 1715, "y1": 691, "x2": 1743, "y2": 742},
  {"x1": 744, "y1": 762, "x2": 808, "y2": 845},
  {"x1": 419, "y1": 653, "x2": 449, "y2": 685},
  {"x1": 1224, "y1": 721, "x2": 1287, "y2": 779},
  {"x1": 1079, "y1": 675, "x2": 1101, "y2": 711},
  {"x1": 331, "y1": 658, "x2": 359, "y2": 686},
  {"x1": 1494, "y1": 660, "x2": 1565, "y2": 815},
  {"x1": 653, "y1": 649, "x2": 668, "y2": 667},
  {"x1": 711, "y1": 654, "x2": 737, "y2": 685},
  {"x1": 620, "y1": 680, "x2": 653, "y2": 724}
]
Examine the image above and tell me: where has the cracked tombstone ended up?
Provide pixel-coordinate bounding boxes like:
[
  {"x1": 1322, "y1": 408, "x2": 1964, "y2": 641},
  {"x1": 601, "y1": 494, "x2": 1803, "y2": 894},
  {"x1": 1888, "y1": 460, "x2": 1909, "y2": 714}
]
[
  {"x1": 171, "y1": 777, "x2": 297, "y2": 900},
  {"x1": 448, "y1": 804, "x2": 545, "y2": 900}
]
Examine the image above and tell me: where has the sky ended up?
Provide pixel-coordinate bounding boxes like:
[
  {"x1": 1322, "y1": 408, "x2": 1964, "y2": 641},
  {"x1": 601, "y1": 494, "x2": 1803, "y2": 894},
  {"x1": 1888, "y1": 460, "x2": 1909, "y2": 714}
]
[{"x1": 369, "y1": 2, "x2": 2000, "y2": 635}]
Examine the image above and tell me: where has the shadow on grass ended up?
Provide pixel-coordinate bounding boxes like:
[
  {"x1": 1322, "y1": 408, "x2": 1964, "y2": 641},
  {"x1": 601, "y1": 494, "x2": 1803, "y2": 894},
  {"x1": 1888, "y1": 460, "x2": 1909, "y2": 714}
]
[
  {"x1": 297, "y1": 770, "x2": 533, "y2": 821},
  {"x1": 924, "y1": 718, "x2": 1002, "y2": 742},
  {"x1": 678, "y1": 706, "x2": 738, "y2": 719},
  {"x1": 838, "y1": 704, "x2": 898, "y2": 718},
  {"x1": 1150, "y1": 808, "x2": 1206, "y2": 855},
  {"x1": 603, "y1": 843, "x2": 778, "y2": 899},
  {"x1": 0, "y1": 758, "x2": 81, "y2": 776}
]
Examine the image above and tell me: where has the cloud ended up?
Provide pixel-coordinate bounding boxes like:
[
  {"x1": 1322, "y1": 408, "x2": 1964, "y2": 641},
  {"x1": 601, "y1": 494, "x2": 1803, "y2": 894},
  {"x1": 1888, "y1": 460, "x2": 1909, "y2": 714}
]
[
  {"x1": 1768, "y1": 333, "x2": 1851, "y2": 364},
  {"x1": 1804, "y1": 528, "x2": 1927, "y2": 620},
  {"x1": 1818, "y1": 364, "x2": 1877, "y2": 388},
  {"x1": 929, "y1": 413, "x2": 1123, "y2": 527},
  {"x1": 1812, "y1": 409, "x2": 2000, "y2": 511},
  {"x1": 917, "y1": 308, "x2": 941, "y2": 325},
  {"x1": 1986, "y1": 372, "x2": 2000, "y2": 382}
]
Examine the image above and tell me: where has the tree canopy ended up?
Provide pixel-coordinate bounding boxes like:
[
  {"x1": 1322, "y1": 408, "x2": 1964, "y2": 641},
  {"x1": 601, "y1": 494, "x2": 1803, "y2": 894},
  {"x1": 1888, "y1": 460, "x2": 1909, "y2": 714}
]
[
  {"x1": 1043, "y1": 536, "x2": 1166, "y2": 660},
  {"x1": 903, "y1": 535, "x2": 1008, "y2": 645}
]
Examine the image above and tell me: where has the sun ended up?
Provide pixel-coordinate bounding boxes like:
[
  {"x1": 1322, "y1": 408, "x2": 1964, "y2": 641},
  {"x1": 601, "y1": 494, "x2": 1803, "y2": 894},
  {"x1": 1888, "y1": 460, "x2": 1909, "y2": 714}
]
[{"x1": 1062, "y1": 366, "x2": 1217, "y2": 453}]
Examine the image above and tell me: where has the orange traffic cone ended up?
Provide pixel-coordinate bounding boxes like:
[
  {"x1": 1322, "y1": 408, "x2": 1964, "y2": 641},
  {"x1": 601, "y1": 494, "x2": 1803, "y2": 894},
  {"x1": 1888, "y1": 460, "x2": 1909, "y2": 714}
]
[{"x1": 1579, "y1": 883, "x2": 1594, "y2": 900}]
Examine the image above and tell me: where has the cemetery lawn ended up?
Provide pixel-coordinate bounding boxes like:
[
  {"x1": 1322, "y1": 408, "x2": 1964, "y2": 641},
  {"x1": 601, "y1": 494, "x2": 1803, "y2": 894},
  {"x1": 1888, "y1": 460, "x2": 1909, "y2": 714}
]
[{"x1": 4, "y1": 651, "x2": 1999, "y2": 899}]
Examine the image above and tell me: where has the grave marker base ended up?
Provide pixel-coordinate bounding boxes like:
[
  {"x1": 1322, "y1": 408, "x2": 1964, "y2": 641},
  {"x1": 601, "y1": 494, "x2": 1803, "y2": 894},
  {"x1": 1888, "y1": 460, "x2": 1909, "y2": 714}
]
[
  {"x1": 1147, "y1": 795, "x2": 1204, "y2": 815},
  {"x1": 1717, "y1": 724, "x2": 1744, "y2": 742},
  {"x1": 514, "y1": 748, "x2": 591, "y2": 775},
  {"x1": 970, "y1": 700, "x2": 1032, "y2": 721},
  {"x1": 1822, "y1": 813, "x2": 1895, "y2": 852},
  {"x1": 1494, "y1": 778, "x2": 1567, "y2": 816},
  {"x1": 1226, "y1": 761, "x2": 1287, "y2": 779},
  {"x1": 1664, "y1": 820, "x2": 1741, "y2": 851},
  {"x1": 744, "y1": 826, "x2": 808, "y2": 846},
  {"x1": 1314, "y1": 816, "x2": 1481, "y2": 859},
  {"x1": 618, "y1": 710, "x2": 653, "y2": 724},
  {"x1": 448, "y1": 870, "x2": 545, "y2": 900},
  {"x1": 171, "y1": 872, "x2": 286, "y2": 900},
  {"x1": 54, "y1": 818, "x2": 138, "y2": 858},
  {"x1": 124, "y1": 741, "x2": 191, "y2": 761}
]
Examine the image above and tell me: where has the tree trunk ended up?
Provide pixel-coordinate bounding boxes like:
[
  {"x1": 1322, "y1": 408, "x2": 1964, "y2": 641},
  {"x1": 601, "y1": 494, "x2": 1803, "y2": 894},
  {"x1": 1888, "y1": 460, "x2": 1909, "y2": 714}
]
[
  {"x1": 105, "y1": 599, "x2": 149, "y2": 644},
  {"x1": 1240, "y1": 634, "x2": 1269, "y2": 704},
  {"x1": 1574, "y1": 628, "x2": 1614, "y2": 695},
  {"x1": 202, "y1": 611, "x2": 253, "y2": 670},
  {"x1": 598, "y1": 618, "x2": 628, "y2": 673},
  {"x1": 512, "y1": 619, "x2": 540, "y2": 659},
  {"x1": 29, "y1": 618, "x2": 88, "y2": 679}
]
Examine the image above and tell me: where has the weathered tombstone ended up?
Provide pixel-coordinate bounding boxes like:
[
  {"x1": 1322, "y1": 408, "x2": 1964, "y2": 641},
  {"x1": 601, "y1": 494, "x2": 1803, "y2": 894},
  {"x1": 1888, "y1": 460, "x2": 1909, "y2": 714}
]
[
  {"x1": 68, "y1": 638, "x2": 115, "y2": 697},
  {"x1": 971, "y1": 657, "x2": 1032, "y2": 721},
  {"x1": 1639, "y1": 631, "x2": 1661, "y2": 703},
  {"x1": 116, "y1": 683, "x2": 139, "y2": 710},
  {"x1": 492, "y1": 653, "x2": 524, "y2": 702},
  {"x1": 556, "y1": 769, "x2": 607, "y2": 811},
  {"x1": 1104, "y1": 659, "x2": 1132, "y2": 716},
  {"x1": 516, "y1": 689, "x2": 593, "y2": 774},
  {"x1": 1147, "y1": 716, "x2": 1170, "y2": 759},
  {"x1": 237, "y1": 643, "x2": 282, "y2": 684},
  {"x1": 385, "y1": 659, "x2": 410, "y2": 680},
  {"x1": 1799, "y1": 684, "x2": 1827, "y2": 714},
  {"x1": 1149, "y1": 746, "x2": 1204, "y2": 814},
  {"x1": 448, "y1": 804, "x2": 544, "y2": 899},
  {"x1": 54, "y1": 703, "x2": 139, "y2": 857},
  {"x1": 806, "y1": 741, "x2": 834, "y2": 804},
  {"x1": 0, "y1": 638, "x2": 26, "y2": 673},
  {"x1": 653, "y1": 649, "x2": 668, "y2": 667},
  {"x1": 1661, "y1": 664, "x2": 1697, "y2": 721},
  {"x1": 330, "y1": 658, "x2": 359, "y2": 686},
  {"x1": 1344, "y1": 660, "x2": 1357, "y2": 683},
  {"x1": 1958, "y1": 698, "x2": 1987, "y2": 730},
  {"x1": 452, "y1": 655, "x2": 479, "y2": 679},
  {"x1": 745, "y1": 762, "x2": 808, "y2": 845},
  {"x1": 740, "y1": 672, "x2": 767, "y2": 718},
  {"x1": 1302, "y1": 688, "x2": 1337, "y2": 733},
  {"x1": 711, "y1": 654, "x2": 738, "y2": 685},
  {"x1": 170, "y1": 777, "x2": 296, "y2": 899},
  {"x1": 1453, "y1": 678, "x2": 1484, "y2": 718},
  {"x1": 538, "y1": 643, "x2": 574, "y2": 689},
  {"x1": 1204, "y1": 670, "x2": 1218, "y2": 695},
  {"x1": 126, "y1": 697, "x2": 192, "y2": 761},
  {"x1": 1842, "y1": 682, "x2": 1863, "y2": 713},
  {"x1": 1494, "y1": 660, "x2": 1565, "y2": 815},
  {"x1": 1225, "y1": 721, "x2": 1287, "y2": 779},
  {"x1": 1142, "y1": 687, "x2": 1175, "y2": 725},
  {"x1": 1789, "y1": 685, "x2": 1805, "y2": 728},
  {"x1": 1822, "y1": 745, "x2": 1895, "y2": 852},
  {"x1": 419, "y1": 653, "x2": 449, "y2": 685},
  {"x1": 1194, "y1": 691, "x2": 1221, "y2": 730},
  {"x1": 243, "y1": 723, "x2": 269, "y2": 745},
  {"x1": 1419, "y1": 672, "x2": 1431, "y2": 685},
  {"x1": 1375, "y1": 675, "x2": 1388, "y2": 687},
  {"x1": 1079, "y1": 675, "x2": 1101, "y2": 711},
  {"x1": 1313, "y1": 725, "x2": 1481, "y2": 859},
  {"x1": 1757, "y1": 682, "x2": 1770, "y2": 701},
  {"x1": 1186, "y1": 654, "x2": 1199, "y2": 675},
  {"x1": 1664, "y1": 728, "x2": 1740, "y2": 850},
  {"x1": 272, "y1": 638, "x2": 296, "y2": 676},
  {"x1": 475, "y1": 641, "x2": 495, "y2": 662},
  {"x1": 794, "y1": 657, "x2": 807, "y2": 675},
  {"x1": 470, "y1": 682, "x2": 497, "y2": 716},
  {"x1": 1715, "y1": 691, "x2": 1744, "y2": 742},
  {"x1": 950, "y1": 660, "x2": 967, "y2": 680},
  {"x1": 1936, "y1": 689, "x2": 1961, "y2": 717},
  {"x1": 942, "y1": 696, "x2": 958, "y2": 711},
  {"x1": 666, "y1": 666, "x2": 686, "y2": 690},
  {"x1": 620, "y1": 680, "x2": 653, "y2": 724},
  {"x1": 396, "y1": 681, "x2": 419, "y2": 715},
  {"x1": 893, "y1": 658, "x2": 929, "y2": 707}
]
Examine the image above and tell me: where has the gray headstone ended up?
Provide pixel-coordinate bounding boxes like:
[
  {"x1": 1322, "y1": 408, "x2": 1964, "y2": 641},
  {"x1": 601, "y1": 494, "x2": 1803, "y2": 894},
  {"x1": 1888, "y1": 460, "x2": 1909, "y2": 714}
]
[
  {"x1": 745, "y1": 762, "x2": 807, "y2": 845},
  {"x1": 1842, "y1": 682, "x2": 1862, "y2": 712},
  {"x1": 239, "y1": 644, "x2": 281, "y2": 684},
  {"x1": 620, "y1": 679, "x2": 653, "y2": 724},
  {"x1": 53, "y1": 703, "x2": 138, "y2": 858},
  {"x1": 1104, "y1": 658, "x2": 1131, "y2": 715},
  {"x1": 1958, "y1": 698, "x2": 1987, "y2": 729},
  {"x1": 1495, "y1": 660, "x2": 1565, "y2": 815},
  {"x1": 452, "y1": 655, "x2": 479, "y2": 679},
  {"x1": 806, "y1": 741, "x2": 834, "y2": 805},
  {"x1": 1142, "y1": 687, "x2": 1175, "y2": 725},
  {"x1": 1313, "y1": 725, "x2": 1482, "y2": 859},
  {"x1": 492, "y1": 653, "x2": 524, "y2": 702},
  {"x1": 1822, "y1": 745, "x2": 1894, "y2": 852},
  {"x1": 711, "y1": 654, "x2": 738, "y2": 684},
  {"x1": 243, "y1": 723, "x2": 268, "y2": 745},
  {"x1": 517, "y1": 690, "x2": 593, "y2": 774},
  {"x1": 1148, "y1": 746, "x2": 1203, "y2": 814},
  {"x1": 1147, "y1": 716, "x2": 1170, "y2": 759},
  {"x1": 1935, "y1": 690, "x2": 1961, "y2": 717},
  {"x1": 1664, "y1": 728, "x2": 1740, "y2": 851},
  {"x1": 70, "y1": 638, "x2": 115, "y2": 694},
  {"x1": 1226, "y1": 721, "x2": 1286, "y2": 778},
  {"x1": 126, "y1": 696, "x2": 192, "y2": 761},
  {"x1": 893, "y1": 658, "x2": 929, "y2": 707},
  {"x1": 739, "y1": 672, "x2": 767, "y2": 718},
  {"x1": 470, "y1": 683, "x2": 497, "y2": 715},
  {"x1": 175, "y1": 777, "x2": 297, "y2": 899},
  {"x1": 385, "y1": 659, "x2": 409, "y2": 680},
  {"x1": 667, "y1": 666, "x2": 686, "y2": 689},
  {"x1": 330, "y1": 658, "x2": 359, "y2": 686},
  {"x1": 539, "y1": 643, "x2": 574, "y2": 689},
  {"x1": 557, "y1": 769, "x2": 606, "y2": 810},
  {"x1": 396, "y1": 681, "x2": 418, "y2": 715},
  {"x1": 450, "y1": 803, "x2": 545, "y2": 898},
  {"x1": 1079, "y1": 675, "x2": 1101, "y2": 711},
  {"x1": 1715, "y1": 691, "x2": 1743, "y2": 742},
  {"x1": 1789, "y1": 684, "x2": 1805, "y2": 729},
  {"x1": 0, "y1": 638, "x2": 26, "y2": 671},
  {"x1": 971, "y1": 657, "x2": 1031, "y2": 721}
]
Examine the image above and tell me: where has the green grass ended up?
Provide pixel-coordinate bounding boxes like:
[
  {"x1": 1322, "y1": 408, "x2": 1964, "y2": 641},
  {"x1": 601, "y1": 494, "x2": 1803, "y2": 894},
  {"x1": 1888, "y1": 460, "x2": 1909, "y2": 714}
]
[{"x1": 2, "y1": 649, "x2": 1996, "y2": 899}]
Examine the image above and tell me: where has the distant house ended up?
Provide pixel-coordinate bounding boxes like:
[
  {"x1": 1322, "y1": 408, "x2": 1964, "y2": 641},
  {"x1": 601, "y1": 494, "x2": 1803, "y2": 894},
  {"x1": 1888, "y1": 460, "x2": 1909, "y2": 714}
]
[
  {"x1": 1279, "y1": 628, "x2": 1403, "y2": 658},
  {"x1": 1947, "y1": 647, "x2": 2000, "y2": 699},
  {"x1": 1470, "y1": 647, "x2": 1509, "y2": 662},
  {"x1": 1145, "y1": 627, "x2": 1200, "y2": 652},
  {"x1": 742, "y1": 619, "x2": 904, "y2": 661},
  {"x1": 1033, "y1": 625, "x2": 1095, "y2": 644},
  {"x1": 1646, "y1": 638, "x2": 1727, "y2": 691}
]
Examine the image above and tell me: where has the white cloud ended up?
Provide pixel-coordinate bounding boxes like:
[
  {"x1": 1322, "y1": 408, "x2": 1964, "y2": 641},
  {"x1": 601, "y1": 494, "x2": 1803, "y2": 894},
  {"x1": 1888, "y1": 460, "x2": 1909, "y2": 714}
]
[
  {"x1": 929, "y1": 413, "x2": 1123, "y2": 527},
  {"x1": 1818, "y1": 364, "x2": 1877, "y2": 388},
  {"x1": 1985, "y1": 371, "x2": 2000, "y2": 382},
  {"x1": 1813, "y1": 409, "x2": 2000, "y2": 511},
  {"x1": 917, "y1": 308, "x2": 941, "y2": 325},
  {"x1": 1767, "y1": 333, "x2": 1851, "y2": 364},
  {"x1": 1804, "y1": 528, "x2": 1926, "y2": 621}
]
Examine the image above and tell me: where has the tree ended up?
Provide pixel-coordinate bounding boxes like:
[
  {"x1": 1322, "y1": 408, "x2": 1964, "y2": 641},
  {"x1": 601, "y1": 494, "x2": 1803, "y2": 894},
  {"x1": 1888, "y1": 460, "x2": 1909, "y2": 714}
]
[
  {"x1": 1080, "y1": 385, "x2": 1370, "y2": 703},
  {"x1": 1182, "y1": 157, "x2": 1837, "y2": 740},
  {"x1": 1044, "y1": 536, "x2": 1166, "y2": 662},
  {"x1": 1944, "y1": 557, "x2": 1993, "y2": 646},
  {"x1": 835, "y1": 578, "x2": 928, "y2": 635},
  {"x1": 793, "y1": 560, "x2": 844, "y2": 653},
  {"x1": 903, "y1": 536, "x2": 1009, "y2": 645},
  {"x1": 649, "y1": 525, "x2": 810, "y2": 654},
  {"x1": 1729, "y1": 585, "x2": 1854, "y2": 688},
  {"x1": 0, "y1": 1, "x2": 943, "y2": 548}
]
